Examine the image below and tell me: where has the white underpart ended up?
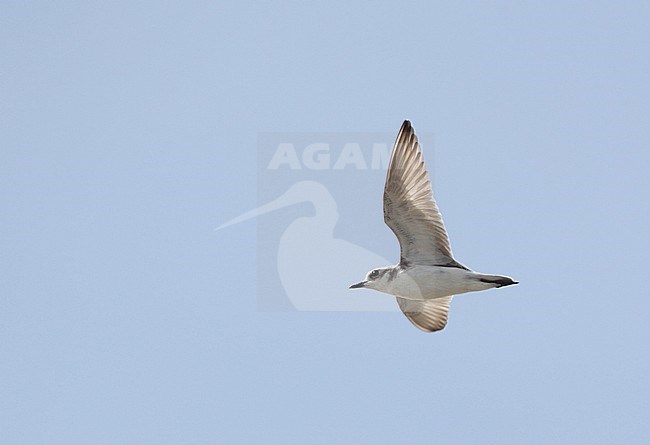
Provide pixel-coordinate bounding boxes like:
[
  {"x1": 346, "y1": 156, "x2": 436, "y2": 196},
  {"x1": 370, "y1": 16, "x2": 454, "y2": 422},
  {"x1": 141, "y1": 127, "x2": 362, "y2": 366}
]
[{"x1": 376, "y1": 266, "x2": 496, "y2": 301}]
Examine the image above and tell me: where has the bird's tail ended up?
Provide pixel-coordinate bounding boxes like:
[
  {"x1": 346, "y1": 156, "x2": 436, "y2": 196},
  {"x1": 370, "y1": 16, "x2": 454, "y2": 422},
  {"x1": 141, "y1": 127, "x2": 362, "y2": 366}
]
[{"x1": 477, "y1": 274, "x2": 518, "y2": 288}]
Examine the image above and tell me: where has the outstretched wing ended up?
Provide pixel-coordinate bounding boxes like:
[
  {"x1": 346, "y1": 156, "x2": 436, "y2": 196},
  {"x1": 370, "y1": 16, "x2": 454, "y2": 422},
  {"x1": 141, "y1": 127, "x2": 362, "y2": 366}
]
[
  {"x1": 384, "y1": 120, "x2": 465, "y2": 268},
  {"x1": 397, "y1": 296, "x2": 453, "y2": 333}
]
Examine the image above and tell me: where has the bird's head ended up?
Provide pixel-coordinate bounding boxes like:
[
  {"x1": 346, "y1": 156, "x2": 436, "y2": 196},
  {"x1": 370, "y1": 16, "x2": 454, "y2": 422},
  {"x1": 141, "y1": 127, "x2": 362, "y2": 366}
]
[{"x1": 349, "y1": 267, "x2": 392, "y2": 291}]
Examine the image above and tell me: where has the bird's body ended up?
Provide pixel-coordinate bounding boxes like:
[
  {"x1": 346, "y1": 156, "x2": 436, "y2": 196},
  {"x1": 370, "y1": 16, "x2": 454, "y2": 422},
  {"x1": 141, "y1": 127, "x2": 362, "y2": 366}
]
[
  {"x1": 349, "y1": 120, "x2": 517, "y2": 332},
  {"x1": 373, "y1": 265, "x2": 508, "y2": 301}
]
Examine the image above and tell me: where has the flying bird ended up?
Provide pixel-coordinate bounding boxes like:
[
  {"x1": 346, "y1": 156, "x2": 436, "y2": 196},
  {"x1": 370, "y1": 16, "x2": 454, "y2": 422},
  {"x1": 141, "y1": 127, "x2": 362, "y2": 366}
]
[{"x1": 349, "y1": 120, "x2": 517, "y2": 332}]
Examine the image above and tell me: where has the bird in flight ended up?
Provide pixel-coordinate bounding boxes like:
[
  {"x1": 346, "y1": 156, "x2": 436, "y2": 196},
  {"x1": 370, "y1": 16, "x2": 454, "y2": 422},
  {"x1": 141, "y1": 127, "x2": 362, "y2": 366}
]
[{"x1": 349, "y1": 120, "x2": 517, "y2": 332}]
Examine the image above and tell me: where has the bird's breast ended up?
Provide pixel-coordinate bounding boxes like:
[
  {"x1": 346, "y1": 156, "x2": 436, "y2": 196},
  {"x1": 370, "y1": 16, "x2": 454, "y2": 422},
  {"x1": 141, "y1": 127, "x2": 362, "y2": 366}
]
[{"x1": 386, "y1": 266, "x2": 477, "y2": 300}]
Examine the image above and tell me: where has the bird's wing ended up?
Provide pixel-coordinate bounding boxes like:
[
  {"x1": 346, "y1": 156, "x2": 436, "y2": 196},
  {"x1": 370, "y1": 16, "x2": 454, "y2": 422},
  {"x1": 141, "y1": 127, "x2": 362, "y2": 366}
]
[
  {"x1": 396, "y1": 296, "x2": 453, "y2": 333},
  {"x1": 384, "y1": 120, "x2": 465, "y2": 268}
]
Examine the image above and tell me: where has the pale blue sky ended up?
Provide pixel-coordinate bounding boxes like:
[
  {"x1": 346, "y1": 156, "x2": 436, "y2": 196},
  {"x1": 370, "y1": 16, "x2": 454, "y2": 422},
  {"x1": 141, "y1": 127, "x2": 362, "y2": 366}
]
[{"x1": 2, "y1": 1, "x2": 650, "y2": 444}]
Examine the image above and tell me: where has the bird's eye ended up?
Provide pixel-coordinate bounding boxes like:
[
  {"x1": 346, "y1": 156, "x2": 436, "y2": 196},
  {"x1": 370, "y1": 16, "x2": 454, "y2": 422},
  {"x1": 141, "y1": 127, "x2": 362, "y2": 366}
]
[{"x1": 370, "y1": 270, "x2": 379, "y2": 279}]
